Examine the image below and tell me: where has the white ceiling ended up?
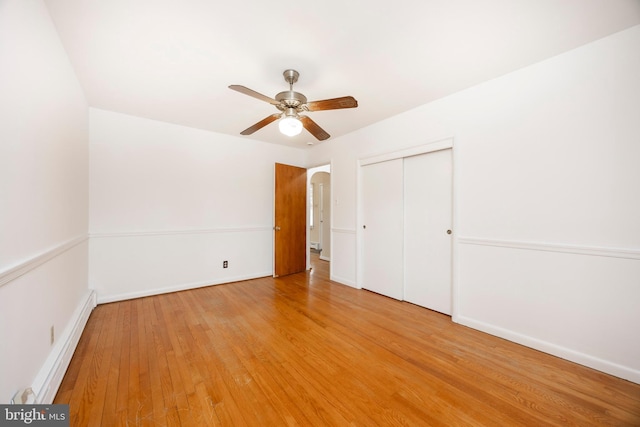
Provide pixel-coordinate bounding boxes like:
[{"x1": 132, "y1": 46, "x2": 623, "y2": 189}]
[{"x1": 45, "y1": 0, "x2": 640, "y2": 147}]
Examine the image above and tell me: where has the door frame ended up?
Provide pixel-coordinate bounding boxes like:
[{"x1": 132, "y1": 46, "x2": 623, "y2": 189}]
[
  {"x1": 318, "y1": 183, "x2": 324, "y2": 253},
  {"x1": 356, "y1": 137, "x2": 459, "y2": 318}
]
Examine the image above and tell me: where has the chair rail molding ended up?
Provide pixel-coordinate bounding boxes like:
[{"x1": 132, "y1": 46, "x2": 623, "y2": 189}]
[
  {"x1": 332, "y1": 227, "x2": 357, "y2": 235},
  {"x1": 0, "y1": 235, "x2": 88, "y2": 288},
  {"x1": 458, "y1": 236, "x2": 640, "y2": 260},
  {"x1": 90, "y1": 226, "x2": 272, "y2": 239}
]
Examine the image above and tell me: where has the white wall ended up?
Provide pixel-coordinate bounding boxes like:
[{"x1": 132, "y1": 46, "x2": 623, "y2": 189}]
[
  {"x1": 0, "y1": 0, "x2": 91, "y2": 403},
  {"x1": 308, "y1": 26, "x2": 640, "y2": 382},
  {"x1": 89, "y1": 109, "x2": 306, "y2": 302}
]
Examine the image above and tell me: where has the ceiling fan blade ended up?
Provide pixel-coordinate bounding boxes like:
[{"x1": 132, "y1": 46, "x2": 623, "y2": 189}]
[
  {"x1": 300, "y1": 116, "x2": 330, "y2": 141},
  {"x1": 306, "y1": 96, "x2": 358, "y2": 111},
  {"x1": 229, "y1": 85, "x2": 280, "y2": 105},
  {"x1": 240, "y1": 114, "x2": 281, "y2": 135}
]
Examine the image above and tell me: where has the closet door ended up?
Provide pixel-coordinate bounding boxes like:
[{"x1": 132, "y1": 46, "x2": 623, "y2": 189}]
[
  {"x1": 361, "y1": 159, "x2": 404, "y2": 300},
  {"x1": 404, "y1": 149, "x2": 453, "y2": 314}
]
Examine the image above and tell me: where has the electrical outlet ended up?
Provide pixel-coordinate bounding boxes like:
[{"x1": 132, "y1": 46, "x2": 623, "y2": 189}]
[
  {"x1": 223, "y1": 260, "x2": 228, "y2": 268},
  {"x1": 50, "y1": 325, "x2": 54, "y2": 345}
]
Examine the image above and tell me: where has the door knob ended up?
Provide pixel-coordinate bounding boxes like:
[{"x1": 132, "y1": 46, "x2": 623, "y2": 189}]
[{"x1": 274, "y1": 226, "x2": 281, "y2": 231}]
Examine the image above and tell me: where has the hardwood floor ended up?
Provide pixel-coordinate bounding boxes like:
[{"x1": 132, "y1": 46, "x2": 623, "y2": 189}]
[{"x1": 55, "y1": 253, "x2": 640, "y2": 426}]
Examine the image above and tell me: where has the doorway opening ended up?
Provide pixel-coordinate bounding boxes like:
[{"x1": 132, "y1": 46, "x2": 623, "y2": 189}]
[{"x1": 307, "y1": 164, "x2": 331, "y2": 271}]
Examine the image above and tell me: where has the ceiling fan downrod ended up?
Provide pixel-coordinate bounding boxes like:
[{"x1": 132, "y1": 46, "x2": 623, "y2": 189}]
[{"x1": 275, "y1": 70, "x2": 306, "y2": 108}]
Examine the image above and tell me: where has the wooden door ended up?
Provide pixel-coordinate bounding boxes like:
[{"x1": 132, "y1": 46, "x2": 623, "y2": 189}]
[
  {"x1": 274, "y1": 163, "x2": 307, "y2": 277},
  {"x1": 404, "y1": 149, "x2": 453, "y2": 314},
  {"x1": 361, "y1": 159, "x2": 404, "y2": 300}
]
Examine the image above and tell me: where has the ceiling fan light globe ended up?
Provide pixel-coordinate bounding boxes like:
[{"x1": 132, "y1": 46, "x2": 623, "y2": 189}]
[{"x1": 279, "y1": 116, "x2": 302, "y2": 137}]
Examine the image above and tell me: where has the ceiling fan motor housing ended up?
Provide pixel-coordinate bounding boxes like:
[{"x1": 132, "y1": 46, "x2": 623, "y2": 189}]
[{"x1": 275, "y1": 91, "x2": 307, "y2": 111}]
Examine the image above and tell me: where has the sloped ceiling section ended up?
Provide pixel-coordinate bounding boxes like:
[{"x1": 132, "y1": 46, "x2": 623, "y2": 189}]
[{"x1": 45, "y1": 0, "x2": 640, "y2": 147}]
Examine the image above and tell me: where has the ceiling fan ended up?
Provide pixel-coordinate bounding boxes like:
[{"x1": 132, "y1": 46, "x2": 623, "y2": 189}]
[{"x1": 229, "y1": 69, "x2": 358, "y2": 141}]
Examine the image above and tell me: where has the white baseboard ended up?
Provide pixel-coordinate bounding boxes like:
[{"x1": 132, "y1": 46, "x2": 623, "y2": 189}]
[
  {"x1": 319, "y1": 255, "x2": 330, "y2": 262},
  {"x1": 330, "y1": 274, "x2": 357, "y2": 288},
  {"x1": 456, "y1": 315, "x2": 640, "y2": 384},
  {"x1": 32, "y1": 290, "x2": 97, "y2": 403},
  {"x1": 97, "y1": 272, "x2": 273, "y2": 304}
]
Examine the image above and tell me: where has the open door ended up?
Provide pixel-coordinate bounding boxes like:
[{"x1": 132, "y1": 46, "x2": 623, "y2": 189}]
[{"x1": 274, "y1": 163, "x2": 307, "y2": 277}]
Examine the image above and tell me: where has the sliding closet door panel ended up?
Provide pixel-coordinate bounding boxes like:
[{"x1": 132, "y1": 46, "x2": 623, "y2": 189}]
[
  {"x1": 362, "y1": 159, "x2": 404, "y2": 300},
  {"x1": 404, "y1": 149, "x2": 452, "y2": 314}
]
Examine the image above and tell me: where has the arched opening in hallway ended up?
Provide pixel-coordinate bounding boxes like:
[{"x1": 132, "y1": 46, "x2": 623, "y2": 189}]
[{"x1": 307, "y1": 164, "x2": 330, "y2": 272}]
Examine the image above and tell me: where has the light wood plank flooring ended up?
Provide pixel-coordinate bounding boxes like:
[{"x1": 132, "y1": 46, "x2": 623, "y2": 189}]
[{"x1": 55, "y1": 254, "x2": 640, "y2": 426}]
